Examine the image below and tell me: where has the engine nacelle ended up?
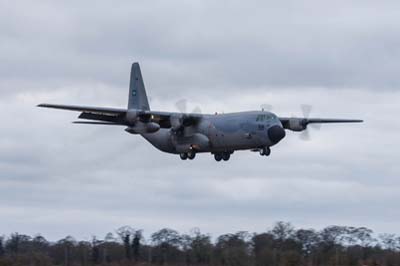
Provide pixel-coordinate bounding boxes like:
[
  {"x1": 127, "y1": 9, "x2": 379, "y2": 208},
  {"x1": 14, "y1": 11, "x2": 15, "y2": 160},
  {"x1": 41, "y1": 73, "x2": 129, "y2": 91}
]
[
  {"x1": 173, "y1": 133, "x2": 210, "y2": 153},
  {"x1": 287, "y1": 118, "x2": 307, "y2": 132},
  {"x1": 125, "y1": 122, "x2": 160, "y2": 134}
]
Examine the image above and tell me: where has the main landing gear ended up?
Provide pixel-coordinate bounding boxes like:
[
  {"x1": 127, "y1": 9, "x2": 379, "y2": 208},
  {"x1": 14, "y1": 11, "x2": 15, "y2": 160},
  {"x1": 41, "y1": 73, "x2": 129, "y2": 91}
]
[
  {"x1": 259, "y1": 147, "x2": 271, "y2": 156},
  {"x1": 214, "y1": 152, "x2": 232, "y2": 162},
  {"x1": 180, "y1": 150, "x2": 196, "y2": 160}
]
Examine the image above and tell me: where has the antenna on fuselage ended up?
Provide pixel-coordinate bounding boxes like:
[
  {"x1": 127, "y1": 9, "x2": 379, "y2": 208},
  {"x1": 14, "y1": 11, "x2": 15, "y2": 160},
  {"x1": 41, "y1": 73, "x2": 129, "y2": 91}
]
[{"x1": 260, "y1": 104, "x2": 273, "y2": 112}]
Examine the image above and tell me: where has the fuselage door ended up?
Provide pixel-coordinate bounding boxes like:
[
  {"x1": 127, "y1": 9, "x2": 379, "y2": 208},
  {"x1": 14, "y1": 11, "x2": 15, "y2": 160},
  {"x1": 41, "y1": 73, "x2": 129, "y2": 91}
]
[{"x1": 207, "y1": 122, "x2": 224, "y2": 149}]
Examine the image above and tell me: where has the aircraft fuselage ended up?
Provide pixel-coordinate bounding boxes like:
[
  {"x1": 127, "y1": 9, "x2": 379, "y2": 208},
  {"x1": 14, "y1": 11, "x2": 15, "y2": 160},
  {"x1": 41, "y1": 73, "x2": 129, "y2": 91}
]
[{"x1": 141, "y1": 111, "x2": 285, "y2": 154}]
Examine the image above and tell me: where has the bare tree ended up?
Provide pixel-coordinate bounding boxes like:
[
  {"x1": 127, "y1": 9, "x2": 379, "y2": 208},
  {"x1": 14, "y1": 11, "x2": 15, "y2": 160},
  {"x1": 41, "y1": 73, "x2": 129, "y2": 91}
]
[
  {"x1": 270, "y1": 222, "x2": 295, "y2": 242},
  {"x1": 91, "y1": 236, "x2": 102, "y2": 264},
  {"x1": 57, "y1": 236, "x2": 76, "y2": 266},
  {"x1": 379, "y1": 233, "x2": 397, "y2": 251},
  {"x1": 132, "y1": 230, "x2": 142, "y2": 262},
  {"x1": 295, "y1": 229, "x2": 319, "y2": 255},
  {"x1": 5, "y1": 233, "x2": 31, "y2": 255},
  {"x1": 349, "y1": 227, "x2": 374, "y2": 247},
  {"x1": 0, "y1": 223, "x2": 400, "y2": 266},
  {"x1": 117, "y1": 226, "x2": 134, "y2": 260},
  {"x1": 215, "y1": 232, "x2": 252, "y2": 266},
  {"x1": 151, "y1": 228, "x2": 182, "y2": 265},
  {"x1": 0, "y1": 236, "x2": 4, "y2": 257},
  {"x1": 31, "y1": 234, "x2": 49, "y2": 253}
]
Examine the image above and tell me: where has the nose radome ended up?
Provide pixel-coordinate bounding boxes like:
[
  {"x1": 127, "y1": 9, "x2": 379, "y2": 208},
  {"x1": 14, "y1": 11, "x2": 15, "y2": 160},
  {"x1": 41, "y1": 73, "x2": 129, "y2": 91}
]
[{"x1": 268, "y1": 125, "x2": 286, "y2": 143}]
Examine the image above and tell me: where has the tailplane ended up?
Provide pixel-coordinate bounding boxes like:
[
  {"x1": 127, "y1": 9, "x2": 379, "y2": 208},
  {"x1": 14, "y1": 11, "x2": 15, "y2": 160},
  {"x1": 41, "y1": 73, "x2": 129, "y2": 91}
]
[{"x1": 128, "y1": 62, "x2": 150, "y2": 110}]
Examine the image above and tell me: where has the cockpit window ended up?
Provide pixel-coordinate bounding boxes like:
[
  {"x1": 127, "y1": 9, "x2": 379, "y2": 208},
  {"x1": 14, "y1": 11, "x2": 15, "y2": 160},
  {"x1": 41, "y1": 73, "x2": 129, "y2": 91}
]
[
  {"x1": 256, "y1": 114, "x2": 264, "y2": 121},
  {"x1": 256, "y1": 114, "x2": 275, "y2": 121}
]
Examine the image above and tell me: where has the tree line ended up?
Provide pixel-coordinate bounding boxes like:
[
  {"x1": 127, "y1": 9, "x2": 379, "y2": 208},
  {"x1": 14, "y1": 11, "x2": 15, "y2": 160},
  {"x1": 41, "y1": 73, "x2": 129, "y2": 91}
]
[{"x1": 0, "y1": 222, "x2": 400, "y2": 266}]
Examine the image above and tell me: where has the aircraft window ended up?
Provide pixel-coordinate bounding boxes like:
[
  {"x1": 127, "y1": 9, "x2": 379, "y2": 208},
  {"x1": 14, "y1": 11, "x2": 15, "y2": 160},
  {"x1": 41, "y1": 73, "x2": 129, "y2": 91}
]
[
  {"x1": 268, "y1": 114, "x2": 276, "y2": 120},
  {"x1": 256, "y1": 114, "x2": 268, "y2": 121},
  {"x1": 257, "y1": 114, "x2": 276, "y2": 121}
]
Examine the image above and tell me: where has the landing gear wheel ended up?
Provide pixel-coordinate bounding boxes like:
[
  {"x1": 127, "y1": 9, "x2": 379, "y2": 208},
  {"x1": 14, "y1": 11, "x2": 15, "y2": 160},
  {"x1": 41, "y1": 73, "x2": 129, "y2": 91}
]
[
  {"x1": 222, "y1": 152, "x2": 230, "y2": 161},
  {"x1": 214, "y1": 153, "x2": 222, "y2": 162},
  {"x1": 180, "y1": 153, "x2": 188, "y2": 160},
  {"x1": 260, "y1": 147, "x2": 271, "y2": 156},
  {"x1": 187, "y1": 151, "x2": 196, "y2": 160}
]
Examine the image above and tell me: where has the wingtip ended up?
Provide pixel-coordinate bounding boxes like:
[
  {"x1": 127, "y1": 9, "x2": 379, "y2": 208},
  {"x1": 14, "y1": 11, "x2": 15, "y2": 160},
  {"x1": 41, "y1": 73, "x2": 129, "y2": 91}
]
[{"x1": 348, "y1": 119, "x2": 364, "y2": 123}]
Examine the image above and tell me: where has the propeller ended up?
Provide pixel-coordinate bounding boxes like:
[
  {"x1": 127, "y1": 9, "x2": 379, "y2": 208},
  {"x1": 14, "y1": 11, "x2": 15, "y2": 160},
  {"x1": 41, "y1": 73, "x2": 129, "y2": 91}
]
[
  {"x1": 175, "y1": 99, "x2": 187, "y2": 114},
  {"x1": 175, "y1": 99, "x2": 202, "y2": 114},
  {"x1": 298, "y1": 104, "x2": 321, "y2": 141},
  {"x1": 171, "y1": 99, "x2": 202, "y2": 133}
]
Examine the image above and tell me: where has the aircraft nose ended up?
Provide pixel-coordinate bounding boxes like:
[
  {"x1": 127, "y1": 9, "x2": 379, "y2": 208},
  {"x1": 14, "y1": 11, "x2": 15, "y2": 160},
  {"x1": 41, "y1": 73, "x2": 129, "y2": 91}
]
[{"x1": 268, "y1": 125, "x2": 286, "y2": 143}]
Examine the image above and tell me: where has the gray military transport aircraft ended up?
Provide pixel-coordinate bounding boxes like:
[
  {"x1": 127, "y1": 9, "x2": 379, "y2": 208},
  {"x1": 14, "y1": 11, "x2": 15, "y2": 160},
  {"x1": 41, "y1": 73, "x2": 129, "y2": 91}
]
[{"x1": 38, "y1": 63, "x2": 363, "y2": 162}]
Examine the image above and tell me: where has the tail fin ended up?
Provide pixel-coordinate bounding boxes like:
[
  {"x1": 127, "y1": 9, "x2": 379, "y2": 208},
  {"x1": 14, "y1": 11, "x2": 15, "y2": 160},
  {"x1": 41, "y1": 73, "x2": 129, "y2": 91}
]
[{"x1": 128, "y1": 62, "x2": 150, "y2": 110}]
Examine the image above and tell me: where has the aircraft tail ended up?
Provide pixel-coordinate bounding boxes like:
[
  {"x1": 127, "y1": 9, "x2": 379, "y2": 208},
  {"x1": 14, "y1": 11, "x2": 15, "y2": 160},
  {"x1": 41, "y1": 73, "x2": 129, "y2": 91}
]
[{"x1": 128, "y1": 62, "x2": 150, "y2": 110}]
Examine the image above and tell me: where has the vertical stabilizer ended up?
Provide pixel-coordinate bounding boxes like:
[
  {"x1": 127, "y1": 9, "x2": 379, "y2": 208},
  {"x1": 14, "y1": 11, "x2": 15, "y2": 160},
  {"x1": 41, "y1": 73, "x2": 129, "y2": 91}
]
[{"x1": 128, "y1": 62, "x2": 150, "y2": 110}]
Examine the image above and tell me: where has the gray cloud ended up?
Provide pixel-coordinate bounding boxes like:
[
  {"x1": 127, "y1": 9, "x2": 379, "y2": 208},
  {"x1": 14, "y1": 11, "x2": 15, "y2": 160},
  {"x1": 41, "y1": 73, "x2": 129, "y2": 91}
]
[
  {"x1": 1, "y1": 0, "x2": 400, "y2": 240},
  {"x1": 2, "y1": 0, "x2": 400, "y2": 93}
]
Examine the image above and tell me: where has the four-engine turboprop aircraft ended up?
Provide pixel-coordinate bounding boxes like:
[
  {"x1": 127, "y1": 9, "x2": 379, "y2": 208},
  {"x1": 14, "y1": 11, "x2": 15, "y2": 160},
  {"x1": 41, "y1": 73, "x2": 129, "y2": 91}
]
[{"x1": 38, "y1": 63, "x2": 363, "y2": 161}]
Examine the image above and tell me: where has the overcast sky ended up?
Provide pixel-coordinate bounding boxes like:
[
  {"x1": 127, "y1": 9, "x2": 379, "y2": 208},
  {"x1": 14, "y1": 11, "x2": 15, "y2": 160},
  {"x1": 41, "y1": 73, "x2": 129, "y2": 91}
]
[{"x1": 1, "y1": 0, "x2": 400, "y2": 241}]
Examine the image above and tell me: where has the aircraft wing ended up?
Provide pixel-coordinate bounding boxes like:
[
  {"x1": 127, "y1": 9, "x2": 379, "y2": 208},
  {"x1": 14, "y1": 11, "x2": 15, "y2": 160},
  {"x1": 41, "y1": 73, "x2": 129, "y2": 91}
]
[
  {"x1": 37, "y1": 103, "x2": 126, "y2": 115},
  {"x1": 279, "y1": 117, "x2": 363, "y2": 130},
  {"x1": 38, "y1": 103, "x2": 127, "y2": 124},
  {"x1": 141, "y1": 110, "x2": 203, "y2": 128},
  {"x1": 279, "y1": 117, "x2": 363, "y2": 123},
  {"x1": 38, "y1": 103, "x2": 203, "y2": 128},
  {"x1": 306, "y1": 118, "x2": 363, "y2": 124}
]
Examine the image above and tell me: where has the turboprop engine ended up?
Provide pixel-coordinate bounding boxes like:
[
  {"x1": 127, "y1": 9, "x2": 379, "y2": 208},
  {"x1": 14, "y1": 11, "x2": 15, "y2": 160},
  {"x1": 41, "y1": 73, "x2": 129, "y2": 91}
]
[
  {"x1": 125, "y1": 121, "x2": 160, "y2": 134},
  {"x1": 286, "y1": 118, "x2": 308, "y2": 132},
  {"x1": 125, "y1": 110, "x2": 160, "y2": 134}
]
